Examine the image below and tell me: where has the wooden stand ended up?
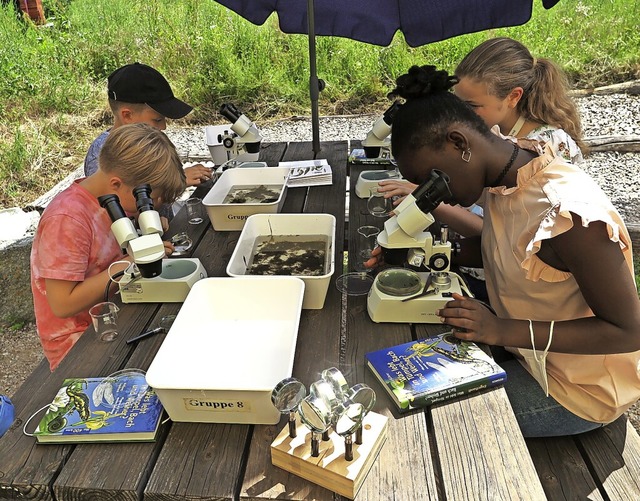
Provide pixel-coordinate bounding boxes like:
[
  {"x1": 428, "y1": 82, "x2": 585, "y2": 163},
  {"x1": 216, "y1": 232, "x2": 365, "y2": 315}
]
[{"x1": 270, "y1": 411, "x2": 388, "y2": 499}]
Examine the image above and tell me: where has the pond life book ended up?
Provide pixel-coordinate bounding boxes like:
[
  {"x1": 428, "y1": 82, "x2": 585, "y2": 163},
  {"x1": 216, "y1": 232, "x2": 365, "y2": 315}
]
[
  {"x1": 33, "y1": 371, "x2": 164, "y2": 444},
  {"x1": 366, "y1": 332, "x2": 507, "y2": 412}
]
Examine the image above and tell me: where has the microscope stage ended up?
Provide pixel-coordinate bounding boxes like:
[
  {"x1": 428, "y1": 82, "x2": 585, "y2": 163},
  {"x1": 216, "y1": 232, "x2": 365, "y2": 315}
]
[
  {"x1": 367, "y1": 271, "x2": 464, "y2": 323},
  {"x1": 355, "y1": 170, "x2": 409, "y2": 199},
  {"x1": 119, "y1": 258, "x2": 207, "y2": 303}
]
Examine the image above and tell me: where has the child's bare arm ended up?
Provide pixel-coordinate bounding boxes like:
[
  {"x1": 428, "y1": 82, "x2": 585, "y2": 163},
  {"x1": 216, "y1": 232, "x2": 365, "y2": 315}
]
[
  {"x1": 44, "y1": 261, "x2": 130, "y2": 318},
  {"x1": 438, "y1": 216, "x2": 640, "y2": 354}
]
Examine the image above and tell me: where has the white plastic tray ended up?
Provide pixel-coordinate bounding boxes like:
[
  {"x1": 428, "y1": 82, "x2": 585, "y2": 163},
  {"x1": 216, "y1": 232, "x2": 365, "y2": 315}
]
[
  {"x1": 226, "y1": 213, "x2": 336, "y2": 309},
  {"x1": 202, "y1": 167, "x2": 289, "y2": 231},
  {"x1": 146, "y1": 276, "x2": 305, "y2": 424}
]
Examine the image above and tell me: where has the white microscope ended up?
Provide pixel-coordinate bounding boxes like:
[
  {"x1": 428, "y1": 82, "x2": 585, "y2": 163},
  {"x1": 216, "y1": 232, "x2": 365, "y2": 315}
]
[
  {"x1": 361, "y1": 101, "x2": 400, "y2": 159},
  {"x1": 367, "y1": 170, "x2": 472, "y2": 323},
  {"x1": 355, "y1": 101, "x2": 410, "y2": 198},
  {"x1": 218, "y1": 102, "x2": 263, "y2": 162},
  {"x1": 99, "y1": 185, "x2": 206, "y2": 303}
]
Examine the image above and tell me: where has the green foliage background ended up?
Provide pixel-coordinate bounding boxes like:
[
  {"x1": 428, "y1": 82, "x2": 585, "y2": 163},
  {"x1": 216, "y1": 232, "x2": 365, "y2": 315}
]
[{"x1": 0, "y1": 0, "x2": 639, "y2": 207}]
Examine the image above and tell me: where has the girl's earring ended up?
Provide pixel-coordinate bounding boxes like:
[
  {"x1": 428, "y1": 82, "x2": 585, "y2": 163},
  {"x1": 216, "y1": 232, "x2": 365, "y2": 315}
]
[{"x1": 461, "y1": 149, "x2": 471, "y2": 163}]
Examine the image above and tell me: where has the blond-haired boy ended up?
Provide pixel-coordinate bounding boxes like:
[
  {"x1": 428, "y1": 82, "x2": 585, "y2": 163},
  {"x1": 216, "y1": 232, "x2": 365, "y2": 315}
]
[{"x1": 31, "y1": 123, "x2": 186, "y2": 371}]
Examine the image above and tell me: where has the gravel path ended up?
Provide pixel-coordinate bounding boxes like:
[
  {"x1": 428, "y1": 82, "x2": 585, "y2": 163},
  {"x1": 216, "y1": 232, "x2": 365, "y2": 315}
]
[{"x1": 2, "y1": 93, "x2": 639, "y2": 433}]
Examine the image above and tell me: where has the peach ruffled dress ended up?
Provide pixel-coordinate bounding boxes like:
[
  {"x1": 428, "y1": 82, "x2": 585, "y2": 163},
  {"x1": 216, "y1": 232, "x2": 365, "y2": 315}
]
[{"x1": 482, "y1": 134, "x2": 640, "y2": 423}]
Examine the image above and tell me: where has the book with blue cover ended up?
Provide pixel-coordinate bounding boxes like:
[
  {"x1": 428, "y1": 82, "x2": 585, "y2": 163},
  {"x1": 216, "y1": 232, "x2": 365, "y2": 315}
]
[
  {"x1": 33, "y1": 371, "x2": 164, "y2": 443},
  {"x1": 366, "y1": 332, "x2": 506, "y2": 412}
]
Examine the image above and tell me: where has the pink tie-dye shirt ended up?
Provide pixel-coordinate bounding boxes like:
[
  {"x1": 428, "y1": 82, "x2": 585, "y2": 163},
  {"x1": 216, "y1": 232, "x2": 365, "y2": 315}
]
[{"x1": 30, "y1": 179, "x2": 123, "y2": 371}]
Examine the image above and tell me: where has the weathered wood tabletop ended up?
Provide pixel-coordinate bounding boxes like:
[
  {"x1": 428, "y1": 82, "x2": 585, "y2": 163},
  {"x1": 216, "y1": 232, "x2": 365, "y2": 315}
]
[{"x1": 0, "y1": 141, "x2": 547, "y2": 501}]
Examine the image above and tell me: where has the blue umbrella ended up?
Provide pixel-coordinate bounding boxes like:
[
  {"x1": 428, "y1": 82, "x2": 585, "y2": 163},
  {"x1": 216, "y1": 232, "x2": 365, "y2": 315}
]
[{"x1": 215, "y1": 0, "x2": 561, "y2": 153}]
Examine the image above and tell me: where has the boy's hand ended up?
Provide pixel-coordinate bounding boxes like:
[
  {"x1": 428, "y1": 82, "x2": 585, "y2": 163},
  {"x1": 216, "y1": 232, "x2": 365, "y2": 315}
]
[
  {"x1": 184, "y1": 164, "x2": 213, "y2": 186},
  {"x1": 163, "y1": 240, "x2": 175, "y2": 256}
]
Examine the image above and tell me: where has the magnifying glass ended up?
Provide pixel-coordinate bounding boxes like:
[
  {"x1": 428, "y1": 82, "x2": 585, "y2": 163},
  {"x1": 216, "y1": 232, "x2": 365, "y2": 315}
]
[
  {"x1": 298, "y1": 395, "x2": 332, "y2": 457},
  {"x1": 271, "y1": 377, "x2": 306, "y2": 438},
  {"x1": 333, "y1": 400, "x2": 366, "y2": 461},
  {"x1": 309, "y1": 380, "x2": 340, "y2": 441},
  {"x1": 345, "y1": 383, "x2": 376, "y2": 444}
]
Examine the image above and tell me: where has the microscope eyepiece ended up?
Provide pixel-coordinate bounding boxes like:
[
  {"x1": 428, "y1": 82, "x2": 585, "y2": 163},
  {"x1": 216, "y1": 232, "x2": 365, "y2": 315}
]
[
  {"x1": 98, "y1": 194, "x2": 127, "y2": 222},
  {"x1": 133, "y1": 184, "x2": 155, "y2": 213},
  {"x1": 383, "y1": 101, "x2": 401, "y2": 126},
  {"x1": 413, "y1": 170, "x2": 452, "y2": 214},
  {"x1": 220, "y1": 103, "x2": 242, "y2": 123}
]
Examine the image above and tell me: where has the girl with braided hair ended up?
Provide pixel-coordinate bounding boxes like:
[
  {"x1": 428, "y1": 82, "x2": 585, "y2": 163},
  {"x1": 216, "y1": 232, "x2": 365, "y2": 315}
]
[{"x1": 373, "y1": 64, "x2": 640, "y2": 437}]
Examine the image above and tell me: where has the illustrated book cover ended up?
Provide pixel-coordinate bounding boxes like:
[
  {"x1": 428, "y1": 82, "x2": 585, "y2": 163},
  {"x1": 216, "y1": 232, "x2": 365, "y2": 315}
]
[
  {"x1": 348, "y1": 148, "x2": 394, "y2": 165},
  {"x1": 33, "y1": 371, "x2": 164, "y2": 443},
  {"x1": 279, "y1": 159, "x2": 333, "y2": 187},
  {"x1": 366, "y1": 332, "x2": 507, "y2": 411}
]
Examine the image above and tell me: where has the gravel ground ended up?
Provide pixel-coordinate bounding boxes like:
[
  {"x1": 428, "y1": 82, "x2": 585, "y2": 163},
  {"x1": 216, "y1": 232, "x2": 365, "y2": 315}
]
[{"x1": 2, "y1": 93, "x2": 639, "y2": 432}]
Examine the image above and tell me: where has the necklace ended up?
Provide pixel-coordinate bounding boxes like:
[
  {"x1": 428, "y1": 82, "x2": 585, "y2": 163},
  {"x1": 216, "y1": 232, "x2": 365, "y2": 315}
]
[
  {"x1": 490, "y1": 141, "x2": 519, "y2": 187},
  {"x1": 507, "y1": 115, "x2": 526, "y2": 137}
]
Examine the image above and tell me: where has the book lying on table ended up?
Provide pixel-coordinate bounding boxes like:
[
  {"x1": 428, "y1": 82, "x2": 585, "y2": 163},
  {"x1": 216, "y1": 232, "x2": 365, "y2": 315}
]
[
  {"x1": 33, "y1": 371, "x2": 164, "y2": 444},
  {"x1": 348, "y1": 148, "x2": 394, "y2": 165},
  {"x1": 366, "y1": 332, "x2": 507, "y2": 412},
  {"x1": 279, "y1": 159, "x2": 333, "y2": 187}
]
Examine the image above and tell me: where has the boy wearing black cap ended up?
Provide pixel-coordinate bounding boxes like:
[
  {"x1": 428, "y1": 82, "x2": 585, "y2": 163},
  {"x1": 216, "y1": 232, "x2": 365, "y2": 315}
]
[{"x1": 84, "y1": 63, "x2": 212, "y2": 193}]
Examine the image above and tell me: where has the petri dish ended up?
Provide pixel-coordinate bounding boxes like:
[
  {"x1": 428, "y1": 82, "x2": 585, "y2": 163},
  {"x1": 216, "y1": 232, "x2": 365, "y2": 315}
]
[
  {"x1": 335, "y1": 272, "x2": 374, "y2": 296},
  {"x1": 360, "y1": 170, "x2": 399, "y2": 181},
  {"x1": 170, "y1": 232, "x2": 193, "y2": 257},
  {"x1": 375, "y1": 268, "x2": 422, "y2": 297}
]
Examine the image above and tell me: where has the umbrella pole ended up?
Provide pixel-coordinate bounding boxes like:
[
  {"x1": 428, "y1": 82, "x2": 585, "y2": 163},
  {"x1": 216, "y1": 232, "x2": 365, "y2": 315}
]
[{"x1": 307, "y1": 0, "x2": 321, "y2": 154}]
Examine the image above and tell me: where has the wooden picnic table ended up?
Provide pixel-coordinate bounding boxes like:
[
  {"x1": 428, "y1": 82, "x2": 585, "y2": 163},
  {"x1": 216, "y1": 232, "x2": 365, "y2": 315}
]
[{"x1": 1, "y1": 140, "x2": 639, "y2": 501}]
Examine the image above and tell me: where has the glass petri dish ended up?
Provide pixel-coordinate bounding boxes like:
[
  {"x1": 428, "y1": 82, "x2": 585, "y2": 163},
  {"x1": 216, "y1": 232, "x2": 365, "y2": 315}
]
[
  {"x1": 170, "y1": 232, "x2": 193, "y2": 257},
  {"x1": 375, "y1": 268, "x2": 422, "y2": 297},
  {"x1": 335, "y1": 272, "x2": 374, "y2": 296}
]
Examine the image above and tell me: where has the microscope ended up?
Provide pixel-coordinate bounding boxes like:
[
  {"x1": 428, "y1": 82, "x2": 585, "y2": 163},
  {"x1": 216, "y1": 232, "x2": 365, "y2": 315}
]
[
  {"x1": 361, "y1": 101, "x2": 400, "y2": 159},
  {"x1": 367, "y1": 170, "x2": 472, "y2": 323},
  {"x1": 99, "y1": 185, "x2": 206, "y2": 303},
  {"x1": 355, "y1": 101, "x2": 409, "y2": 198},
  {"x1": 218, "y1": 102, "x2": 263, "y2": 162}
]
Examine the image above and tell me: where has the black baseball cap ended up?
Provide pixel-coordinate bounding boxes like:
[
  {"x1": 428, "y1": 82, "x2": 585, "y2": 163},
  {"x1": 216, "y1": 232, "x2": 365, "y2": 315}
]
[{"x1": 107, "y1": 62, "x2": 193, "y2": 119}]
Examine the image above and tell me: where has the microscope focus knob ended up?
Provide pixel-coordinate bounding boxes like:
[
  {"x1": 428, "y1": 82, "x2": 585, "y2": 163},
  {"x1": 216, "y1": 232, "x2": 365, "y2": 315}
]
[{"x1": 429, "y1": 253, "x2": 450, "y2": 272}]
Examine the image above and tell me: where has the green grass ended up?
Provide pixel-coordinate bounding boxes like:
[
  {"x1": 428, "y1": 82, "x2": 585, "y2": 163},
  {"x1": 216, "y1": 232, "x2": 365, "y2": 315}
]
[{"x1": 0, "y1": 0, "x2": 639, "y2": 209}]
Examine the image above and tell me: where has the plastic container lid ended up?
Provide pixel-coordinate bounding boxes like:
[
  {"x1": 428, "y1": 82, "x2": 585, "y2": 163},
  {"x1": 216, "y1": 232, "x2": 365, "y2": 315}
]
[{"x1": 335, "y1": 272, "x2": 374, "y2": 296}]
